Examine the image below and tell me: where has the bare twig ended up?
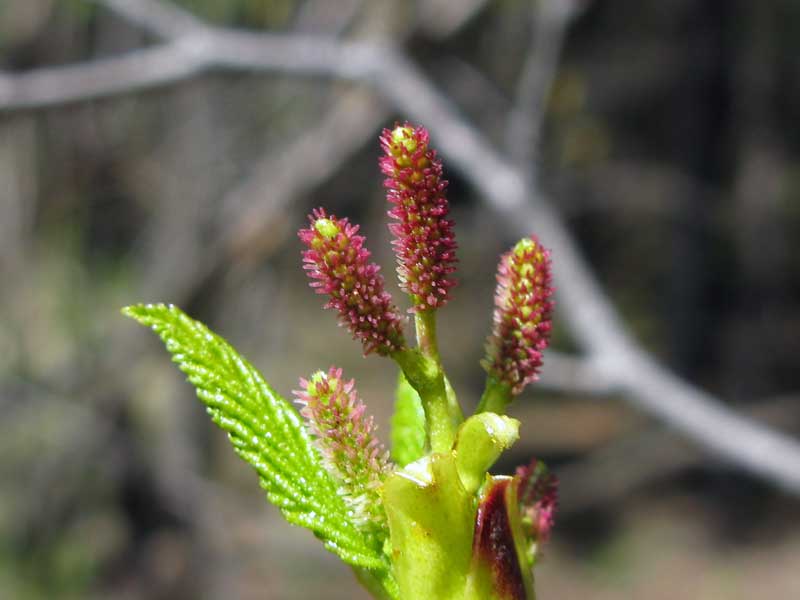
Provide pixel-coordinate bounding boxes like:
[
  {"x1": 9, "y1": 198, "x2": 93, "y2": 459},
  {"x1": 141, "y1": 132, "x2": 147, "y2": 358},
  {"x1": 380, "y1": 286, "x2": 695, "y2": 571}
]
[
  {"x1": 557, "y1": 393, "x2": 800, "y2": 515},
  {"x1": 505, "y1": 0, "x2": 584, "y2": 168},
  {"x1": 4, "y1": 0, "x2": 799, "y2": 493},
  {"x1": 0, "y1": 41, "x2": 207, "y2": 110}
]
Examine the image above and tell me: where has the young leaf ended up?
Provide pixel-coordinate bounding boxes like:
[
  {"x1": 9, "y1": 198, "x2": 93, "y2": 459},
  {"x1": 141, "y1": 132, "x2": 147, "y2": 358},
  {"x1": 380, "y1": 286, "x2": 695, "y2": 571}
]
[
  {"x1": 390, "y1": 371, "x2": 426, "y2": 467},
  {"x1": 122, "y1": 303, "x2": 387, "y2": 571}
]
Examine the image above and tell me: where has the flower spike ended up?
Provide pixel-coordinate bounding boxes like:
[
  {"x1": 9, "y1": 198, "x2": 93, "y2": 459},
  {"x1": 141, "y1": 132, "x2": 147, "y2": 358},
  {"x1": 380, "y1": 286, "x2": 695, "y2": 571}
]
[
  {"x1": 294, "y1": 367, "x2": 392, "y2": 528},
  {"x1": 299, "y1": 208, "x2": 406, "y2": 356},
  {"x1": 379, "y1": 123, "x2": 457, "y2": 311},
  {"x1": 516, "y1": 458, "x2": 558, "y2": 567},
  {"x1": 482, "y1": 236, "x2": 554, "y2": 396},
  {"x1": 129, "y1": 118, "x2": 562, "y2": 600}
]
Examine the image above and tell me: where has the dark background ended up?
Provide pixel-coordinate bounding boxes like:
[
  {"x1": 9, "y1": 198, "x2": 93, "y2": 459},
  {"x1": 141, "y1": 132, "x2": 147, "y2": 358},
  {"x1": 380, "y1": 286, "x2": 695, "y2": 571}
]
[{"x1": 1, "y1": 0, "x2": 799, "y2": 598}]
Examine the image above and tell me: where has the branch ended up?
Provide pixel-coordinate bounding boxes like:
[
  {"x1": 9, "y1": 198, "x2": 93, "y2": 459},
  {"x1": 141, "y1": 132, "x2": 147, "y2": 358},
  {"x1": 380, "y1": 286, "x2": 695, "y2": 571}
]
[
  {"x1": 5, "y1": 0, "x2": 799, "y2": 493},
  {"x1": 556, "y1": 393, "x2": 800, "y2": 515},
  {"x1": 505, "y1": 0, "x2": 583, "y2": 168},
  {"x1": 0, "y1": 40, "x2": 208, "y2": 111}
]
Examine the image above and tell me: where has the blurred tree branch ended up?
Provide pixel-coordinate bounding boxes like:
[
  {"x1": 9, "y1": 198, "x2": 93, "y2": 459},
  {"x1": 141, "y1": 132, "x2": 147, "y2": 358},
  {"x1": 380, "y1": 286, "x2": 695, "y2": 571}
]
[
  {"x1": 556, "y1": 392, "x2": 800, "y2": 515},
  {"x1": 505, "y1": 0, "x2": 586, "y2": 169},
  {"x1": 2, "y1": 0, "x2": 799, "y2": 494}
]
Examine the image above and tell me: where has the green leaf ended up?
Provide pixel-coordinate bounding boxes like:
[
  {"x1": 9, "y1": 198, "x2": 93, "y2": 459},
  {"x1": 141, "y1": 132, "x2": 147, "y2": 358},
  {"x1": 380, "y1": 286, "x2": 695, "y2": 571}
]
[
  {"x1": 122, "y1": 303, "x2": 387, "y2": 571},
  {"x1": 390, "y1": 371, "x2": 426, "y2": 467}
]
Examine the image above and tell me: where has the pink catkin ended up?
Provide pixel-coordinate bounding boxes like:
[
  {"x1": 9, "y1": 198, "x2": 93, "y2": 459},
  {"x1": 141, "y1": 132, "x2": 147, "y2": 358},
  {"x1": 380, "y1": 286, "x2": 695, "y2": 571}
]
[
  {"x1": 482, "y1": 236, "x2": 554, "y2": 395},
  {"x1": 299, "y1": 208, "x2": 405, "y2": 356},
  {"x1": 515, "y1": 459, "x2": 558, "y2": 543},
  {"x1": 294, "y1": 367, "x2": 391, "y2": 527},
  {"x1": 379, "y1": 124, "x2": 457, "y2": 311}
]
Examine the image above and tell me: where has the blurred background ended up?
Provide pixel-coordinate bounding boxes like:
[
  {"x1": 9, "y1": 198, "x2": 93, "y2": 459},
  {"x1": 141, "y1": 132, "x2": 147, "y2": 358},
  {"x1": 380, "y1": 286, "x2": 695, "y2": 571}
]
[{"x1": 2, "y1": 0, "x2": 800, "y2": 598}]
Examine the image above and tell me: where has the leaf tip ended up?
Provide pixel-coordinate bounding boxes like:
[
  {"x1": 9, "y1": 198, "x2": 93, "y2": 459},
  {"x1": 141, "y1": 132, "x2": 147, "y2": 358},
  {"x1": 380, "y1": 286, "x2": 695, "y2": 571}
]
[
  {"x1": 121, "y1": 302, "x2": 176, "y2": 323},
  {"x1": 120, "y1": 304, "x2": 141, "y2": 318}
]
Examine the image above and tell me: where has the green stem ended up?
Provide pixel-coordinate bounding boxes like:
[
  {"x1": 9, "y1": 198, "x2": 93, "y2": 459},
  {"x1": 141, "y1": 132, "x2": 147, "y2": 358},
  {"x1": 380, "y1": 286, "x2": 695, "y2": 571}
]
[
  {"x1": 415, "y1": 308, "x2": 464, "y2": 425},
  {"x1": 414, "y1": 309, "x2": 440, "y2": 363},
  {"x1": 408, "y1": 308, "x2": 465, "y2": 450},
  {"x1": 476, "y1": 377, "x2": 513, "y2": 414},
  {"x1": 443, "y1": 374, "x2": 464, "y2": 424},
  {"x1": 392, "y1": 348, "x2": 455, "y2": 453}
]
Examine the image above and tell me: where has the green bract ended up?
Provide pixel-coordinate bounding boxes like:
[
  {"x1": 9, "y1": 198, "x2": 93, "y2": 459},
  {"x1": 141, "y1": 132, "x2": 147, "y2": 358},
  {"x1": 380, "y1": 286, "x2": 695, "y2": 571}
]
[{"x1": 383, "y1": 414, "x2": 521, "y2": 599}]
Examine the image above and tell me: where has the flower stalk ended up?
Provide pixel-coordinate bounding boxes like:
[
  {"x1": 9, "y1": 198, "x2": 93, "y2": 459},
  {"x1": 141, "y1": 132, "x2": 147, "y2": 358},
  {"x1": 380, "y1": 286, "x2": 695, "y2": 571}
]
[
  {"x1": 377, "y1": 123, "x2": 464, "y2": 453},
  {"x1": 391, "y1": 346, "x2": 455, "y2": 453}
]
